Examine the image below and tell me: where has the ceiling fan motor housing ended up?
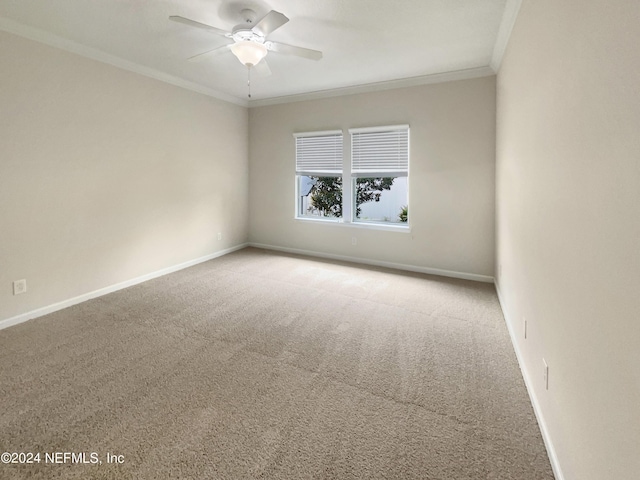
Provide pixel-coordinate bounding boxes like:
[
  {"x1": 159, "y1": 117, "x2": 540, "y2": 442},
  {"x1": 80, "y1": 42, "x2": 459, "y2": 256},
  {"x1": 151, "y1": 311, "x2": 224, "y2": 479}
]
[{"x1": 231, "y1": 27, "x2": 265, "y2": 44}]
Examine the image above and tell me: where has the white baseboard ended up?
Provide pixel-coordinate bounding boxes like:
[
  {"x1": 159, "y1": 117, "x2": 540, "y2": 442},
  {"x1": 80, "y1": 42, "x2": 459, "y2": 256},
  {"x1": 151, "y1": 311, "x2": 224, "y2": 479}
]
[
  {"x1": 494, "y1": 281, "x2": 565, "y2": 480},
  {"x1": 0, "y1": 243, "x2": 249, "y2": 332},
  {"x1": 249, "y1": 242, "x2": 494, "y2": 283}
]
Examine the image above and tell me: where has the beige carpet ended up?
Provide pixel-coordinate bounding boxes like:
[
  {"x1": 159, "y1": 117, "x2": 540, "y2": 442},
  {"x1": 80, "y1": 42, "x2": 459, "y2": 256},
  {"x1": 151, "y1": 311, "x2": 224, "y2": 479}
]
[{"x1": 0, "y1": 247, "x2": 554, "y2": 479}]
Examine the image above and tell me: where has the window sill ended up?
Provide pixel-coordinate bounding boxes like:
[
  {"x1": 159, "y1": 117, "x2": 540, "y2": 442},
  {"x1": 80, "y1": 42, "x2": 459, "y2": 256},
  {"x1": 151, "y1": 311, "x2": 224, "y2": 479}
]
[{"x1": 295, "y1": 217, "x2": 411, "y2": 233}]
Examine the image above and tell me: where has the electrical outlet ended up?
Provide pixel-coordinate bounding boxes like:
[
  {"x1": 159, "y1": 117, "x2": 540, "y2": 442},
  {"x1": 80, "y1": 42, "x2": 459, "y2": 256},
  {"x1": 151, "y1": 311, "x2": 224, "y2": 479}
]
[
  {"x1": 13, "y1": 279, "x2": 27, "y2": 295},
  {"x1": 217, "y1": 232, "x2": 222, "y2": 241},
  {"x1": 351, "y1": 237, "x2": 357, "y2": 246},
  {"x1": 523, "y1": 317, "x2": 527, "y2": 340},
  {"x1": 543, "y1": 359, "x2": 549, "y2": 390}
]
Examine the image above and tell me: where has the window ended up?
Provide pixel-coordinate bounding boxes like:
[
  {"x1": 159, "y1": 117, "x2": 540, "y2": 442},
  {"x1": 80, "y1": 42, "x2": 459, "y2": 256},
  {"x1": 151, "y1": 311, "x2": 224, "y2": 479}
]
[
  {"x1": 350, "y1": 125, "x2": 409, "y2": 225},
  {"x1": 294, "y1": 125, "x2": 409, "y2": 228},
  {"x1": 295, "y1": 131, "x2": 343, "y2": 220}
]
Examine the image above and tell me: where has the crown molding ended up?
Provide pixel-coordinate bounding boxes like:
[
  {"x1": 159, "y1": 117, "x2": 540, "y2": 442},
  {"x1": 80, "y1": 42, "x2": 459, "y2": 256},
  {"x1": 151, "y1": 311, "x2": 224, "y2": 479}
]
[
  {"x1": 248, "y1": 66, "x2": 496, "y2": 108},
  {"x1": 1, "y1": 6, "x2": 512, "y2": 110},
  {"x1": 0, "y1": 16, "x2": 248, "y2": 107},
  {"x1": 490, "y1": 0, "x2": 523, "y2": 72}
]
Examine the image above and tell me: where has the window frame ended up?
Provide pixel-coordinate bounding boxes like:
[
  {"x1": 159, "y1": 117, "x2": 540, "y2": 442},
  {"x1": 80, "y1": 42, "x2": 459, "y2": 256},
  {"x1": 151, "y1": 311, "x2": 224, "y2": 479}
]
[
  {"x1": 349, "y1": 125, "x2": 410, "y2": 228},
  {"x1": 294, "y1": 130, "x2": 344, "y2": 222},
  {"x1": 293, "y1": 125, "x2": 410, "y2": 231}
]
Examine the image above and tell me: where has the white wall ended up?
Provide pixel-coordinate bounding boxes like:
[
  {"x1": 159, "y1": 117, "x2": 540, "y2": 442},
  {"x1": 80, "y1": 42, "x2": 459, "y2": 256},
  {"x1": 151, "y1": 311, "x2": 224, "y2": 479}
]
[
  {"x1": 496, "y1": 1, "x2": 640, "y2": 478},
  {"x1": 0, "y1": 31, "x2": 249, "y2": 322},
  {"x1": 249, "y1": 77, "x2": 496, "y2": 277}
]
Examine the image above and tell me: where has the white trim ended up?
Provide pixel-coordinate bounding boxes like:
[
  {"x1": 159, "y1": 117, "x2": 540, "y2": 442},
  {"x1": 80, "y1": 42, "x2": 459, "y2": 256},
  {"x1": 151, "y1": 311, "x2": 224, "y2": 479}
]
[
  {"x1": 490, "y1": 0, "x2": 523, "y2": 72},
  {"x1": 348, "y1": 220, "x2": 410, "y2": 232},
  {"x1": 293, "y1": 130, "x2": 342, "y2": 137},
  {"x1": 294, "y1": 216, "x2": 343, "y2": 225},
  {"x1": 296, "y1": 171, "x2": 342, "y2": 177},
  {"x1": 0, "y1": 16, "x2": 247, "y2": 107},
  {"x1": 0, "y1": 243, "x2": 249, "y2": 332},
  {"x1": 494, "y1": 280, "x2": 566, "y2": 480},
  {"x1": 249, "y1": 66, "x2": 496, "y2": 108},
  {"x1": 250, "y1": 243, "x2": 494, "y2": 283},
  {"x1": 348, "y1": 125, "x2": 410, "y2": 134},
  {"x1": 294, "y1": 216, "x2": 410, "y2": 232}
]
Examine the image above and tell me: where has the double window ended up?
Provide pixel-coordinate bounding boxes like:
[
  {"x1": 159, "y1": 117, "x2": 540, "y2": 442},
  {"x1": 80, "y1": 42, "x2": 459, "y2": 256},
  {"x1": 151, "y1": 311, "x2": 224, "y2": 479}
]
[{"x1": 295, "y1": 125, "x2": 409, "y2": 227}]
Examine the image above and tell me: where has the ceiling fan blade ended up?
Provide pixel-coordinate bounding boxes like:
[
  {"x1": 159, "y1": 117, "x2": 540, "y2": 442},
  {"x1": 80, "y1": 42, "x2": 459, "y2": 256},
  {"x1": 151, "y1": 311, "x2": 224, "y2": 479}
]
[
  {"x1": 267, "y1": 41, "x2": 323, "y2": 61},
  {"x1": 253, "y1": 59, "x2": 272, "y2": 77},
  {"x1": 169, "y1": 16, "x2": 231, "y2": 37},
  {"x1": 187, "y1": 45, "x2": 231, "y2": 62},
  {"x1": 252, "y1": 10, "x2": 289, "y2": 37}
]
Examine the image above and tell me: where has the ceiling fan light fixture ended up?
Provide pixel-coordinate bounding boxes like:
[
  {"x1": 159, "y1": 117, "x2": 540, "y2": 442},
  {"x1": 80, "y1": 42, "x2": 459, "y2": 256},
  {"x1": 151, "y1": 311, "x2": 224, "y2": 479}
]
[{"x1": 229, "y1": 40, "x2": 268, "y2": 67}]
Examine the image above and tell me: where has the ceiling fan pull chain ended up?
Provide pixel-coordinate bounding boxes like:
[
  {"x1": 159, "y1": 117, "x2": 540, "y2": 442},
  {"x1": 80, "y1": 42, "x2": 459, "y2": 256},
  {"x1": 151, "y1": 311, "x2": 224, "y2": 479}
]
[{"x1": 247, "y1": 65, "x2": 251, "y2": 98}]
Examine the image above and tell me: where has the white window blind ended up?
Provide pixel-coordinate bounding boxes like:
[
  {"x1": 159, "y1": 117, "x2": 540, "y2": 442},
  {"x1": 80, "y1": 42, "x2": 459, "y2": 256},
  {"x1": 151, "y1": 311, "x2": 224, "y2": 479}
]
[
  {"x1": 294, "y1": 131, "x2": 343, "y2": 175},
  {"x1": 350, "y1": 125, "x2": 409, "y2": 176}
]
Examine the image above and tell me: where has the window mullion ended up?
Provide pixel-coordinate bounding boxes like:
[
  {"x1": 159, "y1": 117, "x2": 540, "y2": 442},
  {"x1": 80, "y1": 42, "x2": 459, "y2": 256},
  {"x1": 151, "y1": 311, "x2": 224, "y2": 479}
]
[{"x1": 342, "y1": 131, "x2": 352, "y2": 223}]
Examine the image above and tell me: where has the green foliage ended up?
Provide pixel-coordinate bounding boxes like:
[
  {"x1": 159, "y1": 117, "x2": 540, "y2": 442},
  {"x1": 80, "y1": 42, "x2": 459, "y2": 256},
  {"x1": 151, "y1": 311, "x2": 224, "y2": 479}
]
[
  {"x1": 399, "y1": 205, "x2": 408, "y2": 223},
  {"x1": 308, "y1": 176, "x2": 395, "y2": 217},
  {"x1": 308, "y1": 176, "x2": 343, "y2": 217}
]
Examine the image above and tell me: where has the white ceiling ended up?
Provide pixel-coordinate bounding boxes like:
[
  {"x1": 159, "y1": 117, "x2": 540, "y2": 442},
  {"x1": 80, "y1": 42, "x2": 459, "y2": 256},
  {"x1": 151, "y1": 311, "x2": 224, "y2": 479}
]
[{"x1": 0, "y1": 0, "x2": 520, "y2": 106}]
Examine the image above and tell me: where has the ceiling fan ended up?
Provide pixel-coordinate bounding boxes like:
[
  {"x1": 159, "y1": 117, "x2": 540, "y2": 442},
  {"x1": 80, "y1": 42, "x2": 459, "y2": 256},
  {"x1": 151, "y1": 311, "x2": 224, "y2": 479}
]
[{"x1": 170, "y1": 8, "x2": 322, "y2": 95}]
